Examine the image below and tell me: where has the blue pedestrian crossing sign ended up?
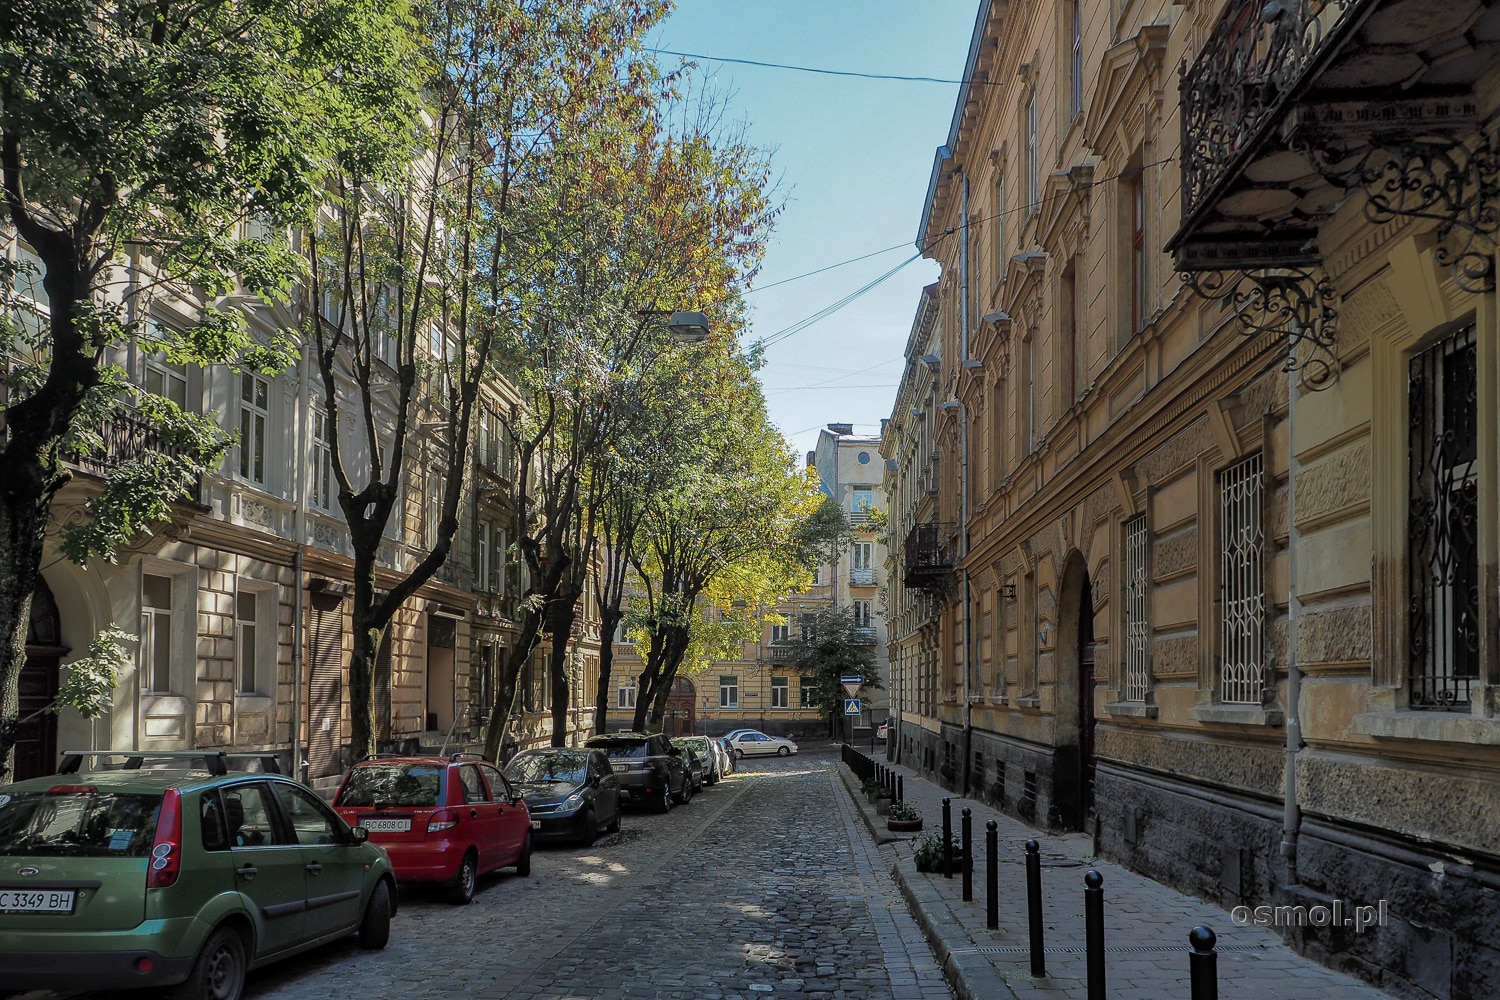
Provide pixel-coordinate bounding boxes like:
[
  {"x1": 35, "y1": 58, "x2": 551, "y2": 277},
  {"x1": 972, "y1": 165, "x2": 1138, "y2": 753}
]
[{"x1": 844, "y1": 698, "x2": 861, "y2": 715}]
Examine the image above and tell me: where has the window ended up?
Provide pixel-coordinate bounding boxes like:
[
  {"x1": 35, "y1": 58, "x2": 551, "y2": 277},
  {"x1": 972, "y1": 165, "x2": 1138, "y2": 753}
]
[
  {"x1": 1070, "y1": 0, "x2": 1084, "y2": 118},
  {"x1": 472, "y1": 644, "x2": 497, "y2": 722},
  {"x1": 141, "y1": 574, "x2": 173, "y2": 693},
  {"x1": 1060, "y1": 262, "x2": 1078, "y2": 407},
  {"x1": 236, "y1": 589, "x2": 260, "y2": 694},
  {"x1": 852, "y1": 542, "x2": 874, "y2": 571},
  {"x1": 615, "y1": 621, "x2": 633, "y2": 645},
  {"x1": 460, "y1": 765, "x2": 489, "y2": 803},
  {"x1": 1123, "y1": 515, "x2": 1149, "y2": 701},
  {"x1": 1026, "y1": 94, "x2": 1039, "y2": 215},
  {"x1": 273, "y1": 784, "x2": 341, "y2": 845},
  {"x1": 478, "y1": 407, "x2": 503, "y2": 473},
  {"x1": 852, "y1": 487, "x2": 873, "y2": 512},
  {"x1": 1024, "y1": 335, "x2": 1037, "y2": 453},
  {"x1": 238, "y1": 373, "x2": 269, "y2": 483},
  {"x1": 1408, "y1": 325, "x2": 1479, "y2": 709},
  {"x1": 478, "y1": 520, "x2": 506, "y2": 594},
  {"x1": 811, "y1": 565, "x2": 822, "y2": 586},
  {"x1": 222, "y1": 783, "x2": 283, "y2": 847},
  {"x1": 1219, "y1": 454, "x2": 1264, "y2": 705},
  {"x1": 770, "y1": 623, "x2": 790, "y2": 644},
  {"x1": 617, "y1": 678, "x2": 637, "y2": 709},
  {"x1": 719, "y1": 675, "x2": 739, "y2": 709},
  {"x1": 144, "y1": 354, "x2": 188, "y2": 409},
  {"x1": 1130, "y1": 169, "x2": 1147, "y2": 332},
  {"x1": 853, "y1": 600, "x2": 873, "y2": 630},
  {"x1": 311, "y1": 407, "x2": 333, "y2": 511},
  {"x1": 801, "y1": 682, "x2": 817, "y2": 708},
  {"x1": 770, "y1": 676, "x2": 789, "y2": 709}
]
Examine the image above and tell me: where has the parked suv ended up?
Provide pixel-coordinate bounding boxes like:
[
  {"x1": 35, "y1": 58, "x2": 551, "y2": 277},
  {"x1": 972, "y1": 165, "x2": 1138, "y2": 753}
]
[
  {"x1": 333, "y1": 753, "x2": 532, "y2": 905},
  {"x1": 0, "y1": 750, "x2": 395, "y2": 999},
  {"x1": 582, "y1": 734, "x2": 691, "y2": 812}
]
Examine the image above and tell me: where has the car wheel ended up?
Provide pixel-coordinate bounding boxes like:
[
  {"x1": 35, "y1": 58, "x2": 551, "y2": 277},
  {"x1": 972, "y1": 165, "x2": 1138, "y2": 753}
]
[
  {"x1": 358, "y1": 881, "x2": 392, "y2": 950},
  {"x1": 578, "y1": 808, "x2": 597, "y2": 847},
  {"x1": 658, "y1": 783, "x2": 673, "y2": 813},
  {"x1": 171, "y1": 926, "x2": 245, "y2": 1000},
  {"x1": 447, "y1": 851, "x2": 478, "y2": 905},
  {"x1": 515, "y1": 833, "x2": 532, "y2": 877},
  {"x1": 733, "y1": 748, "x2": 745, "y2": 760},
  {"x1": 607, "y1": 800, "x2": 621, "y2": 832},
  {"x1": 677, "y1": 775, "x2": 693, "y2": 804},
  {"x1": 778, "y1": 745, "x2": 791, "y2": 756}
]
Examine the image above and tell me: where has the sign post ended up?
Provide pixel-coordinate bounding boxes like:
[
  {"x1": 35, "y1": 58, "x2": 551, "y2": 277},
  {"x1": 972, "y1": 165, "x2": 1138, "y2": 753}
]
[{"x1": 841, "y1": 675, "x2": 864, "y2": 743}]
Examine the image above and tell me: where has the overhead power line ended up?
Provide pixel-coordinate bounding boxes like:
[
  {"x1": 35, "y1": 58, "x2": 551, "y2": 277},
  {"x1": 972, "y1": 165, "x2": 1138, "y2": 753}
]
[{"x1": 649, "y1": 48, "x2": 973, "y2": 86}]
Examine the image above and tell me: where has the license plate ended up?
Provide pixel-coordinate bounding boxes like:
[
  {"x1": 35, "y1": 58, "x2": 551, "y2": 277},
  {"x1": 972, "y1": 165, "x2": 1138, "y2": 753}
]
[
  {"x1": 530, "y1": 820, "x2": 541, "y2": 830},
  {"x1": 0, "y1": 889, "x2": 75, "y2": 914},
  {"x1": 360, "y1": 818, "x2": 411, "y2": 833}
]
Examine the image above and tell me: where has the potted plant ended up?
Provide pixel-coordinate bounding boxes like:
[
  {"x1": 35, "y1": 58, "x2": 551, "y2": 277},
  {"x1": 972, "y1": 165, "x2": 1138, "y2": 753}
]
[
  {"x1": 861, "y1": 776, "x2": 885, "y2": 803},
  {"x1": 912, "y1": 829, "x2": 967, "y2": 873},
  {"x1": 886, "y1": 800, "x2": 923, "y2": 832}
]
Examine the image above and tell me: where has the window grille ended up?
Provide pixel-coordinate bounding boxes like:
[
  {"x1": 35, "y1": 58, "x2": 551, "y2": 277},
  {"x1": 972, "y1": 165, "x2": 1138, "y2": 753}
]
[
  {"x1": 1219, "y1": 454, "x2": 1263, "y2": 704},
  {"x1": 1123, "y1": 514, "x2": 1149, "y2": 701},
  {"x1": 1409, "y1": 325, "x2": 1479, "y2": 709}
]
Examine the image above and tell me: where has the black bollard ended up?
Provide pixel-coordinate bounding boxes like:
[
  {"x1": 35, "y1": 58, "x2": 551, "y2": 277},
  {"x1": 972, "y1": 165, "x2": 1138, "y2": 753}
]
[
  {"x1": 1026, "y1": 839, "x2": 1045, "y2": 976},
  {"x1": 1084, "y1": 870, "x2": 1105, "y2": 1000},
  {"x1": 1189, "y1": 926, "x2": 1218, "y2": 1000},
  {"x1": 941, "y1": 797, "x2": 953, "y2": 878},
  {"x1": 961, "y1": 807, "x2": 973, "y2": 901},
  {"x1": 985, "y1": 821, "x2": 999, "y2": 930},
  {"x1": 897, "y1": 774, "x2": 904, "y2": 803}
]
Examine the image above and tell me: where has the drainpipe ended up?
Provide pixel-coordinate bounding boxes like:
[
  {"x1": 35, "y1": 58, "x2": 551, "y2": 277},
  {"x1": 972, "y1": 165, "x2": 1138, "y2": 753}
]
[
  {"x1": 291, "y1": 342, "x2": 310, "y2": 783},
  {"x1": 1281, "y1": 346, "x2": 1304, "y2": 885},
  {"x1": 959, "y1": 171, "x2": 974, "y2": 792}
]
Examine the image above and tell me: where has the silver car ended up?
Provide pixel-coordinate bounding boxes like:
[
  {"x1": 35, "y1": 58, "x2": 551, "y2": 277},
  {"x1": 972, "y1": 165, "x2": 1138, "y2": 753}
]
[
  {"x1": 673, "y1": 736, "x2": 724, "y2": 785},
  {"x1": 726, "y1": 732, "x2": 799, "y2": 758}
]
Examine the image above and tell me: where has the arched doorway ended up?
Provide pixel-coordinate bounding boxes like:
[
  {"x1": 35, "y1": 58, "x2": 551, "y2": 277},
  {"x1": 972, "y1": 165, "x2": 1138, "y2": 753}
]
[
  {"x1": 1054, "y1": 552, "x2": 1096, "y2": 832},
  {"x1": 17, "y1": 579, "x2": 68, "y2": 780}
]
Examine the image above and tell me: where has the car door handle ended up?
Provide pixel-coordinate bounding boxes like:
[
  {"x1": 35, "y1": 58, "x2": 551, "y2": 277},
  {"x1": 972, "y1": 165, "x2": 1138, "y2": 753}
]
[
  {"x1": 305, "y1": 862, "x2": 322, "y2": 876},
  {"x1": 470, "y1": 808, "x2": 478, "y2": 818},
  {"x1": 236, "y1": 865, "x2": 258, "y2": 880}
]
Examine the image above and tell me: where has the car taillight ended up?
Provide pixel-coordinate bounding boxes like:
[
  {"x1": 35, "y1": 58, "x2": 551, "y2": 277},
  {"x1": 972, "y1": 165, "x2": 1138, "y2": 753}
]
[
  {"x1": 427, "y1": 809, "x2": 458, "y2": 833},
  {"x1": 147, "y1": 789, "x2": 182, "y2": 888}
]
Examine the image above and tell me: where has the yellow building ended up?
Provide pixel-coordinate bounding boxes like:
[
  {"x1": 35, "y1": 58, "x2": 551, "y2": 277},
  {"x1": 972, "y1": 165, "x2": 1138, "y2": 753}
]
[{"x1": 890, "y1": 0, "x2": 1500, "y2": 992}]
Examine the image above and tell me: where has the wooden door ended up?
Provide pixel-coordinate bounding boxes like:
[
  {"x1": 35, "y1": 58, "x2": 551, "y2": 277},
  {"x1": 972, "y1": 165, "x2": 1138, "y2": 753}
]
[{"x1": 308, "y1": 592, "x2": 345, "y2": 779}]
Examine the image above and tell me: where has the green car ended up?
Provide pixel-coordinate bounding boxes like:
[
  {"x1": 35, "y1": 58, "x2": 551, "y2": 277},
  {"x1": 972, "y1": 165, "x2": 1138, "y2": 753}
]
[{"x1": 0, "y1": 751, "x2": 396, "y2": 1000}]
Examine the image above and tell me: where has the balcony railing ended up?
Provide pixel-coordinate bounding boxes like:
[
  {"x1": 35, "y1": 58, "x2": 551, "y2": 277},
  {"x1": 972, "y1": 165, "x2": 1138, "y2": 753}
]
[
  {"x1": 64, "y1": 410, "x2": 203, "y2": 504},
  {"x1": 768, "y1": 645, "x2": 797, "y2": 663},
  {"x1": 1180, "y1": 0, "x2": 1359, "y2": 225},
  {"x1": 852, "y1": 627, "x2": 877, "y2": 645},
  {"x1": 850, "y1": 568, "x2": 876, "y2": 587},
  {"x1": 903, "y1": 521, "x2": 956, "y2": 592}
]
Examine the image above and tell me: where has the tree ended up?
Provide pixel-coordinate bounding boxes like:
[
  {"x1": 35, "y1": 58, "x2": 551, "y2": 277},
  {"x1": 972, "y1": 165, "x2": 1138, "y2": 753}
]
[
  {"x1": 0, "y1": 0, "x2": 415, "y2": 780},
  {"x1": 784, "y1": 605, "x2": 880, "y2": 737},
  {"x1": 482, "y1": 98, "x2": 778, "y2": 756},
  {"x1": 628, "y1": 373, "x2": 823, "y2": 733}
]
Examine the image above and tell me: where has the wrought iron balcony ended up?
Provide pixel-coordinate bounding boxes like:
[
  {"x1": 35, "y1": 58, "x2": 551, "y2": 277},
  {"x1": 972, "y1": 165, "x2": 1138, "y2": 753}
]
[
  {"x1": 852, "y1": 627, "x2": 878, "y2": 645},
  {"x1": 1171, "y1": 0, "x2": 1500, "y2": 284},
  {"x1": 64, "y1": 410, "x2": 203, "y2": 504},
  {"x1": 902, "y1": 521, "x2": 956, "y2": 593},
  {"x1": 850, "y1": 568, "x2": 876, "y2": 587}
]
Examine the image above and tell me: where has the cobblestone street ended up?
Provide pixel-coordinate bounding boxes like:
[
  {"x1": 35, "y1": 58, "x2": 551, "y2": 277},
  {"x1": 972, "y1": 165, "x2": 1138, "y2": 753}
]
[{"x1": 21, "y1": 747, "x2": 950, "y2": 1000}]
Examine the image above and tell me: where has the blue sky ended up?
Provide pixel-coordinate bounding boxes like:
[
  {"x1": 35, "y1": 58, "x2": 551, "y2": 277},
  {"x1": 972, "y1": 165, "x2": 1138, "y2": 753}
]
[{"x1": 653, "y1": 1, "x2": 978, "y2": 458}]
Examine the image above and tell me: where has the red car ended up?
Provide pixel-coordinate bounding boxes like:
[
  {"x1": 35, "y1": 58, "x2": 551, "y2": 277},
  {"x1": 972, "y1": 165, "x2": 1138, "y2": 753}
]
[{"x1": 333, "y1": 753, "x2": 533, "y2": 904}]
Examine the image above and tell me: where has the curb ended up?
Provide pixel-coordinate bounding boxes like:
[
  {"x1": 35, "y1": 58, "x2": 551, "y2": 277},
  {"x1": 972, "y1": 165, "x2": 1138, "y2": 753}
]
[{"x1": 836, "y1": 760, "x2": 1020, "y2": 1000}]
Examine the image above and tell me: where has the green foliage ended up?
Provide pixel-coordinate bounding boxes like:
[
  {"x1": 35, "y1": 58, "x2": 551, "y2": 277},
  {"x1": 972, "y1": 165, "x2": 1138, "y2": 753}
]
[
  {"x1": 913, "y1": 830, "x2": 964, "y2": 872},
  {"x1": 887, "y1": 800, "x2": 921, "y2": 822},
  {"x1": 19, "y1": 626, "x2": 134, "y2": 725},
  {"x1": 784, "y1": 605, "x2": 881, "y2": 723},
  {"x1": 796, "y1": 495, "x2": 852, "y2": 570}
]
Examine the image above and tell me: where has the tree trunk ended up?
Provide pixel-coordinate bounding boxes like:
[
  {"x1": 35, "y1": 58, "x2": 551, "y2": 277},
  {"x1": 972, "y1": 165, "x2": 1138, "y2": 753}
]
[
  {"x1": 0, "y1": 482, "x2": 53, "y2": 783},
  {"x1": 593, "y1": 606, "x2": 623, "y2": 735},
  {"x1": 482, "y1": 553, "x2": 566, "y2": 760},
  {"x1": 548, "y1": 589, "x2": 578, "y2": 748},
  {"x1": 347, "y1": 550, "x2": 383, "y2": 762}
]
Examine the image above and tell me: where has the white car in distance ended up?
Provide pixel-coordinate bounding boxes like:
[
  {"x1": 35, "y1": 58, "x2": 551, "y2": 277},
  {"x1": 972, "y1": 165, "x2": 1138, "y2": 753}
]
[{"x1": 726, "y1": 731, "x2": 799, "y2": 758}]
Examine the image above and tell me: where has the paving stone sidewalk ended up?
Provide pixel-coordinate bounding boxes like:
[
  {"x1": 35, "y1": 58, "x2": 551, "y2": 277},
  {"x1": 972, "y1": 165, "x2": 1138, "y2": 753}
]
[{"x1": 835, "y1": 748, "x2": 1391, "y2": 1000}]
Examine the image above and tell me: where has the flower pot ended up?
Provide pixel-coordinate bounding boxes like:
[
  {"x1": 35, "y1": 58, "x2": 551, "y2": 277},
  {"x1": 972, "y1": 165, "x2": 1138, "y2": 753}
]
[{"x1": 887, "y1": 817, "x2": 923, "y2": 832}]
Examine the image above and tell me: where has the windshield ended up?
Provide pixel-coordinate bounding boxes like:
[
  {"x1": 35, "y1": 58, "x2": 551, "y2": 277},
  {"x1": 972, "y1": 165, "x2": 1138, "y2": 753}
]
[
  {"x1": 335, "y1": 765, "x2": 445, "y2": 808},
  {"x1": 0, "y1": 789, "x2": 161, "y2": 858},
  {"x1": 505, "y1": 753, "x2": 587, "y2": 784},
  {"x1": 587, "y1": 740, "x2": 648, "y2": 760}
]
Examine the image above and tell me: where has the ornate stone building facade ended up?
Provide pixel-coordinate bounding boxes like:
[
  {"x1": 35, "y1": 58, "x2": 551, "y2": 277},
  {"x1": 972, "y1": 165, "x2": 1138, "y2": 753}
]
[{"x1": 890, "y1": 0, "x2": 1500, "y2": 995}]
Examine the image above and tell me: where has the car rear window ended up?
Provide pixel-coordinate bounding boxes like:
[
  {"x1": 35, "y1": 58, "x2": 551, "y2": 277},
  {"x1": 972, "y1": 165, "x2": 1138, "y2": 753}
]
[
  {"x1": 0, "y1": 788, "x2": 161, "y2": 857},
  {"x1": 335, "y1": 765, "x2": 446, "y2": 808},
  {"x1": 588, "y1": 740, "x2": 648, "y2": 760},
  {"x1": 505, "y1": 753, "x2": 587, "y2": 784}
]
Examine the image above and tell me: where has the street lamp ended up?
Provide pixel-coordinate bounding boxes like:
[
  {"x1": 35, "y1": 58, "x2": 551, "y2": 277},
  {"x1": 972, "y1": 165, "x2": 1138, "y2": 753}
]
[{"x1": 666, "y1": 311, "x2": 712, "y2": 344}]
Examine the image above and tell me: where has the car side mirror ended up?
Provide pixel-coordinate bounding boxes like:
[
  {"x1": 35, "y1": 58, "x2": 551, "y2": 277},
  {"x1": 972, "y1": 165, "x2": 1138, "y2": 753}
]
[
  {"x1": 349, "y1": 825, "x2": 369, "y2": 844},
  {"x1": 590, "y1": 775, "x2": 601, "y2": 788}
]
